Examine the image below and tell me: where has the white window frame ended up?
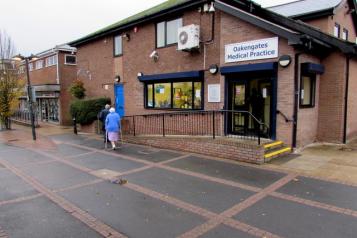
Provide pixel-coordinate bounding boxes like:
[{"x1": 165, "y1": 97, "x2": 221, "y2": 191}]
[
  {"x1": 64, "y1": 54, "x2": 77, "y2": 65},
  {"x1": 45, "y1": 55, "x2": 57, "y2": 67},
  {"x1": 114, "y1": 35, "x2": 123, "y2": 57},
  {"x1": 28, "y1": 63, "x2": 33, "y2": 71},
  {"x1": 334, "y1": 23, "x2": 340, "y2": 38},
  {"x1": 342, "y1": 28, "x2": 348, "y2": 41},
  {"x1": 35, "y1": 60, "x2": 44, "y2": 70}
]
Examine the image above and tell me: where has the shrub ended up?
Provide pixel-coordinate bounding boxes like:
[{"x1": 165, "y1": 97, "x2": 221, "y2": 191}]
[
  {"x1": 69, "y1": 80, "x2": 86, "y2": 99},
  {"x1": 70, "y1": 98, "x2": 111, "y2": 125}
]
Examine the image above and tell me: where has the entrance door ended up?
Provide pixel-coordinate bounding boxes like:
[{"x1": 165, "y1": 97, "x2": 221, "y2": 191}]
[
  {"x1": 231, "y1": 82, "x2": 249, "y2": 135},
  {"x1": 114, "y1": 84, "x2": 125, "y2": 117},
  {"x1": 227, "y1": 78, "x2": 272, "y2": 138}
]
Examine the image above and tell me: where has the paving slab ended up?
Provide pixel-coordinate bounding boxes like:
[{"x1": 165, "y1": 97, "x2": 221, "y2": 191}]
[
  {"x1": 126, "y1": 167, "x2": 255, "y2": 213},
  {"x1": 59, "y1": 181, "x2": 206, "y2": 238},
  {"x1": 278, "y1": 176, "x2": 357, "y2": 211},
  {"x1": 22, "y1": 161, "x2": 97, "y2": 190},
  {"x1": 0, "y1": 196, "x2": 101, "y2": 238},
  {"x1": 68, "y1": 152, "x2": 145, "y2": 172},
  {"x1": 234, "y1": 196, "x2": 357, "y2": 238},
  {"x1": 81, "y1": 139, "x2": 106, "y2": 149},
  {"x1": 48, "y1": 134, "x2": 88, "y2": 144},
  {"x1": 168, "y1": 156, "x2": 286, "y2": 188},
  {"x1": 200, "y1": 224, "x2": 255, "y2": 238},
  {"x1": 0, "y1": 148, "x2": 51, "y2": 167},
  {"x1": 0, "y1": 169, "x2": 38, "y2": 201},
  {"x1": 51, "y1": 144, "x2": 92, "y2": 157},
  {"x1": 115, "y1": 144, "x2": 183, "y2": 162}
]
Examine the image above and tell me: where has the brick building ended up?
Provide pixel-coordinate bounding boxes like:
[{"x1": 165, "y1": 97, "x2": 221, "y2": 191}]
[
  {"x1": 69, "y1": 0, "x2": 357, "y2": 150},
  {"x1": 18, "y1": 44, "x2": 77, "y2": 125}
]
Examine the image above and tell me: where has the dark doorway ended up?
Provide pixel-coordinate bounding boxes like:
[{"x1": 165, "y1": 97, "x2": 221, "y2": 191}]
[{"x1": 227, "y1": 78, "x2": 272, "y2": 138}]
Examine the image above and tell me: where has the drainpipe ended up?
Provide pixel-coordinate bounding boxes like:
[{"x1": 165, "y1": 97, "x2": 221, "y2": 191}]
[
  {"x1": 343, "y1": 55, "x2": 350, "y2": 144},
  {"x1": 292, "y1": 52, "x2": 302, "y2": 148},
  {"x1": 56, "y1": 51, "x2": 60, "y2": 84}
]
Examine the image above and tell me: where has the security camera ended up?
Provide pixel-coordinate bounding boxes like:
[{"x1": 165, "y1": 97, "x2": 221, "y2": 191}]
[
  {"x1": 150, "y1": 51, "x2": 158, "y2": 58},
  {"x1": 149, "y1": 50, "x2": 159, "y2": 62}
]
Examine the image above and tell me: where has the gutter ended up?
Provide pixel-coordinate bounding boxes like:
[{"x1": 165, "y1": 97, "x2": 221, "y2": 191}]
[{"x1": 292, "y1": 52, "x2": 302, "y2": 148}]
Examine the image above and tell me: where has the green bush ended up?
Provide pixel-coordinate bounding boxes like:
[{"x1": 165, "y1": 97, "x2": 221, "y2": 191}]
[
  {"x1": 70, "y1": 98, "x2": 111, "y2": 125},
  {"x1": 69, "y1": 80, "x2": 86, "y2": 99}
]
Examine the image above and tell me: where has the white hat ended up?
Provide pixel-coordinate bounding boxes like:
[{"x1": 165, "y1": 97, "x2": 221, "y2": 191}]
[{"x1": 109, "y1": 107, "x2": 115, "y2": 113}]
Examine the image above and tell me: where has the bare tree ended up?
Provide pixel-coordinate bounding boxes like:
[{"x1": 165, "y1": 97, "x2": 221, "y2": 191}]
[{"x1": 0, "y1": 30, "x2": 23, "y2": 129}]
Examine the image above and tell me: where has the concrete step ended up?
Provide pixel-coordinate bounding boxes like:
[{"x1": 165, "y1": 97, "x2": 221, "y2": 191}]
[
  {"x1": 263, "y1": 141, "x2": 284, "y2": 150},
  {"x1": 264, "y1": 146, "x2": 292, "y2": 161}
]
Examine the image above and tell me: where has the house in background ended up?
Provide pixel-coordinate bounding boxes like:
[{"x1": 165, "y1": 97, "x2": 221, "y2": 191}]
[
  {"x1": 18, "y1": 44, "x2": 77, "y2": 125},
  {"x1": 268, "y1": 0, "x2": 357, "y2": 43},
  {"x1": 68, "y1": 0, "x2": 357, "y2": 162}
]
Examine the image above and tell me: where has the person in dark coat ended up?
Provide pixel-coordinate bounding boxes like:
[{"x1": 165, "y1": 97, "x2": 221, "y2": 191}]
[{"x1": 99, "y1": 104, "x2": 110, "y2": 142}]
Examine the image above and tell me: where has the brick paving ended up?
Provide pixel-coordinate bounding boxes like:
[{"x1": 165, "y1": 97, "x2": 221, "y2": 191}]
[{"x1": 0, "y1": 132, "x2": 356, "y2": 237}]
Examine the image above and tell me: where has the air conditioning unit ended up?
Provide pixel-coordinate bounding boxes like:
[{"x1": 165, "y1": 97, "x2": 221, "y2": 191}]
[{"x1": 178, "y1": 24, "x2": 200, "y2": 51}]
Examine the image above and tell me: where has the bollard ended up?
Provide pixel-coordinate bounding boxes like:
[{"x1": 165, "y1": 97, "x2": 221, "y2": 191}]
[{"x1": 73, "y1": 117, "x2": 78, "y2": 135}]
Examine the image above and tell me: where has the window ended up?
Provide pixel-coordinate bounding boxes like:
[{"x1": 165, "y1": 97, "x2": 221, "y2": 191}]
[
  {"x1": 65, "y1": 55, "x2": 76, "y2": 65},
  {"x1": 145, "y1": 80, "x2": 202, "y2": 110},
  {"x1": 334, "y1": 23, "x2": 340, "y2": 38},
  {"x1": 45, "y1": 55, "x2": 57, "y2": 67},
  {"x1": 342, "y1": 28, "x2": 349, "y2": 41},
  {"x1": 35, "y1": 60, "x2": 43, "y2": 70},
  {"x1": 300, "y1": 74, "x2": 316, "y2": 108},
  {"x1": 114, "y1": 35, "x2": 123, "y2": 56},
  {"x1": 28, "y1": 63, "x2": 33, "y2": 71},
  {"x1": 156, "y1": 18, "x2": 183, "y2": 48}
]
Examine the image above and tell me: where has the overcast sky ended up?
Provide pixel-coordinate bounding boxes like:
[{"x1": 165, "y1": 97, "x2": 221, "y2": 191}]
[{"x1": 0, "y1": 0, "x2": 294, "y2": 55}]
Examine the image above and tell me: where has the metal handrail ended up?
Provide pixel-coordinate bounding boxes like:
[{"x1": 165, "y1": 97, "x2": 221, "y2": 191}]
[{"x1": 122, "y1": 110, "x2": 270, "y2": 145}]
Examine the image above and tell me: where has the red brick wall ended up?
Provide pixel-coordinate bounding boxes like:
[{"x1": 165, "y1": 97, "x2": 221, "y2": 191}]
[
  {"x1": 305, "y1": 0, "x2": 357, "y2": 43},
  {"x1": 28, "y1": 56, "x2": 58, "y2": 85},
  {"x1": 76, "y1": 37, "x2": 115, "y2": 101},
  {"x1": 318, "y1": 52, "x2": 347, "y2": 143},
  {"x1": 124, "y1": 136, "x2": 265, "y2": 164},
  {"x1": 297, "y1": 54, "x2": 321, "y2": 147},
  {"x1": 58, "y1": 52, "x2": 78, "y2": 125},
  {"x1": 347, "y1": 58, "x2": 357, "y2": 139},
  {"x1": 75, "y1": 7, "x2": 356, "y2": 147},
  {"x1": 219, "y1": 12, "x2": 297, "y2": 146}
]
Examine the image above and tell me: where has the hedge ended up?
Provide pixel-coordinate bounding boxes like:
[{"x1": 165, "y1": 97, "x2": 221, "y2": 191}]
[{"x1": 70, "y1": 98, "x2": 111, "y2": 125}]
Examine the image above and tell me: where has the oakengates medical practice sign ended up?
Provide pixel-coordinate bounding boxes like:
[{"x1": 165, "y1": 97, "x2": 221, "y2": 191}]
[{"x1": 225, "y1": 37, "x2": 278, "y2": 63}]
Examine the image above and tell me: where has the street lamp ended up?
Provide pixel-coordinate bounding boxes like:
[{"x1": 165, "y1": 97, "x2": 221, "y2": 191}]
[{"x1": 12, "y1": 54, "x2": 39, "y2": 141}]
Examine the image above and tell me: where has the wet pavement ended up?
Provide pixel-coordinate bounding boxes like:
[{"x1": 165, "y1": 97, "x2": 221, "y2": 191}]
[{"x1": 0, "y1": 131, "x2": 356, "y2": 238}]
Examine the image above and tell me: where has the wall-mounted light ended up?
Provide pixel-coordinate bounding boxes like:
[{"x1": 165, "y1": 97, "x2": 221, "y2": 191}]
[
  {"x1": 209, "y1": 64, "x2": 219, "y2": 74},
  {"x1": 208, "y1": 2, "x2": 215, "y2": 13},
  {"x1": 137, "y1": 72, "x2": 143, "y2": 77},
  {"x1": 122, "y1": 33, "x2": 130, "y2": 41},
  {"x1": 114, "y1": 75, "x2": 121, "y2": 83},
  {"x1": 279, "y1": 55, "x2": 292, "y2": 68}
]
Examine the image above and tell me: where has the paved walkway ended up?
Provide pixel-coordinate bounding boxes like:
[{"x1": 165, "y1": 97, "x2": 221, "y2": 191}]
[{"x1": 0, "y1": 126, "x2": 357, "y2": 237}]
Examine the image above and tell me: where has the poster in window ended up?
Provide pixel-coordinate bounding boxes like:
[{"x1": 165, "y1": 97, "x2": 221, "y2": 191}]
[{"x1": 208, "y1": 84, "x2": 220, "y2": 103}]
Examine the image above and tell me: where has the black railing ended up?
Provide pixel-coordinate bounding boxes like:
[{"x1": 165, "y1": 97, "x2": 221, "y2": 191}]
[
  {"x1": 11, "y1": 110, "x2": 39, "y2": 127},
  {"x1": 122, "y1": 110, "x2": 269, "y2": 145}
]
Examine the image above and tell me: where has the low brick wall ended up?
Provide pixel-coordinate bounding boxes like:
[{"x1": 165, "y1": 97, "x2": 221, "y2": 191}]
[
  {"x1": 79, "y1": 120, "x2": 100, "y2": 134},
  {"x1": 123, "y1": 135, "x2": 265, "y2": 164}
]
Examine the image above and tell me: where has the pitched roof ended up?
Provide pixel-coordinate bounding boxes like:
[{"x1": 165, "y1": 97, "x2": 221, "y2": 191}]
[
  {"x1": 268, "y1": 0, "x2": 342, "y2": 18},
  {"x1": 70, "y1": 0, "x2": 204, "y2": 46}
]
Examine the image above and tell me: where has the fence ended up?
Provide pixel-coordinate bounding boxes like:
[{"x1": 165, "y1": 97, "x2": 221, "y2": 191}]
[
  {"x1": 122, "y1": 110, "x2": 269, "y2": 145},
  {"x1": 11, "y1": 110, "x2": 39, "y2": 127}
]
